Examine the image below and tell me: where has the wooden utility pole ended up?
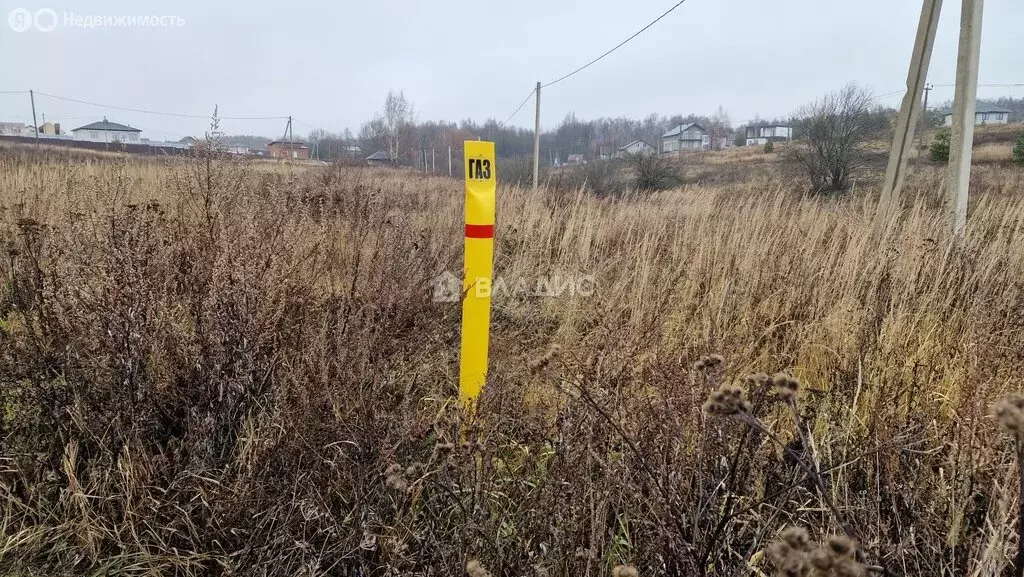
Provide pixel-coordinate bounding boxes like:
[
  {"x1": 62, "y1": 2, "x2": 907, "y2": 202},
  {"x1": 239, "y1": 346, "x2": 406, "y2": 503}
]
[
  {"x1": 448, "y1": 145, "x2": 452, "y2": 177},
  {"x1": 947, "y1": 0, "x2": 984, "y2": 237},
  {"x1": 533, "y1": 81, "x2": 541, "y2": 190},
  {"x1": 918, "y1": 83, "x2": 933, "y2": 151},
  {"x1": 30, "y1": 89, "x2": 39, "y2": 145},
  {"x1": 878, "y1": 0, "x2": 942, "y2": 217},
  {"x1": 283, "y1": 116, "x2": 294, "y2": 158}
]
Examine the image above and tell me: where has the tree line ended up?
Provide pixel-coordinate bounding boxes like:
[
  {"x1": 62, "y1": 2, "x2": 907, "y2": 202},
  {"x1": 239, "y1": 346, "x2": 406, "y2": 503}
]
[{"x1": 300, "y1": 91, "x2": 809, "y2": 166}]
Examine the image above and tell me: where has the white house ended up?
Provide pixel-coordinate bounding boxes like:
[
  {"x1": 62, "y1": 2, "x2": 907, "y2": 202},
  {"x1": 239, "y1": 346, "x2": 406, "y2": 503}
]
[
  {"x1": 0, "y1": 122, "x2": 26, "y2": 136},
  {"x1": 616, "y1": 139, "x2": 656, "y2": 157},
  {"x1": 71, "y1": 117, "x2": 142, "y2": 143},
  {"x1": 943, "y1": 108, "x2": 1011, "y2": 126},
  {"x1": 662, "y1": 123, "x2": 709, "y2": 153},
  {"x1": 745, "y1": 124, "x2": 792, "y2": 146}
]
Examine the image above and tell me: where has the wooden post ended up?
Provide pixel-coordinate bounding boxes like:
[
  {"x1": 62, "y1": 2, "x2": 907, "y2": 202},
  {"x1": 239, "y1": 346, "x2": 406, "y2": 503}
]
[
  {"x1": 30, "y1": 90, "x2": 39, "y2": 146},
  {"x1": 918, "y1": 83, "x2": 933, "y2": 152},
  {"x1": 532, "y1": 82, "x2": 541, "y2": 190},
  {"x1": 947, "y1": 0, "x2": 984, "y2": 237},
  {"x1": 879, "y1": 0, "x2": 942, "y2": 218}
]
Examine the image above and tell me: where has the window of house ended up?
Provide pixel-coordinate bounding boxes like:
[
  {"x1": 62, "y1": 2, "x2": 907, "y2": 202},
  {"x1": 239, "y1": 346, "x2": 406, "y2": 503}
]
[{"x1": 90, "y1": 131, "x2": 99, "y2": 139}]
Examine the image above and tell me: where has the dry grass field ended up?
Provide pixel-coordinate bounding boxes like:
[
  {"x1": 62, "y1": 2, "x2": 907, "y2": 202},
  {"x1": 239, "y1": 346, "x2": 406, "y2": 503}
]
[{"x1": 3, "y1": 142, "x2": 1024, "y2": 576}]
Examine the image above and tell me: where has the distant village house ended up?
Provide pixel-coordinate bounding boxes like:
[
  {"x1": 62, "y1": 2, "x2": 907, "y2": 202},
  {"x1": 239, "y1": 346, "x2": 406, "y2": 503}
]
[
  {"x1": 38, "y1": 122, "x2": 61, "y2": 136},
  {"x1": 662, "y1": 123, "x2": 709, "y2": 153},
  {"x1": 617, "y1": 139, "x2": 656, "y2": 157},
  {"x1": 71, "y1": 118, "x2": 142, "y2": 143},
  {"x1": 365, "y1": 151, "x2": 391, "y2": 166},
  {"x1": 0, "y1": 122, "x2": 27, "y2": 136},
  {"x1": 267, "y1": 140, "x2": 311, "y2": 160},
  {"x1": 745, "y1": 124, "x2": 792, "y2": 146},
  {"x1": 943, "y1": 108, "x2": 1011, "y2": 126}
]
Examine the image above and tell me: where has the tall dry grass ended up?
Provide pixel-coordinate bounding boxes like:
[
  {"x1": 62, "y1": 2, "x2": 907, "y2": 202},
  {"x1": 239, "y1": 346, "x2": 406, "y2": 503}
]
[{"x1": 2, "y1": 144, "x2": 1024, "y2": 575}]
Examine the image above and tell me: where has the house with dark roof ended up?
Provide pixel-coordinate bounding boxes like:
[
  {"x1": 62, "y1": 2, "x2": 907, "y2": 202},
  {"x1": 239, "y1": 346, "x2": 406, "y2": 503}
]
[
  {"x1": 661, "y1": 123, "x2": 709, "y2": 153},
  {"x1": 943, "y1": 107, "x2": 1012, "y2": 126},
  {"x1": 365, "y1": 151, "x2": 391, "y2": 166},
  {"x1": 71, "y1": 117, "x2": 142, "y2": 143}
]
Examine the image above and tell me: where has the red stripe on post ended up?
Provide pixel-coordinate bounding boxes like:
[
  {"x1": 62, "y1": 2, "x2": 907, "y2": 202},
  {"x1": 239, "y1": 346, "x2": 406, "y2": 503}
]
[{"x1": 465, "y1": 224, "x2": 494, "y2": 239}]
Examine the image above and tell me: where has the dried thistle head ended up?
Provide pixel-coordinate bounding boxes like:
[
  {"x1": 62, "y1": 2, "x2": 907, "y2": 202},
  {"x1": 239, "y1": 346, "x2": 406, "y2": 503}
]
[
  {"x1": 385, "y1": 463, "x2": 407, "y2": 492},
  {"x1": 611, "y1": 565, "x2": 638, "y2": 577},
  {"x1": 529, "y1": 344, "x2": 563, "y2": 374},
  {"x1": 694, "y1": 354, "x2": 724, "y2": 371},
  {"x1": 780, "y1": 526, "x2": 810, "y2": 550},
  {"x1": 994, "y1": 394, "x2": 1024, "y2": 433},
  {"x1": 466, "y1": 559, "x2": 493, "y2": 577},
  {"x1": 703, "y1": 382, "x2": 752, "y2": 416},
  {"x1": 809, "y1": 548, "x2": 833, "y2": 571},
  {"x1": 765, "y1": 541, "x2": 809, "y2": 577},
  {"x1": 825, "y1": 535, "x2": 856, "y2": 558},
  {"x1": 745, "y1": 373, "x2": 770, "y2": 386},
  {"x1": 831, "y1": 557, "x2": 866, "y2": 577},
  {"x1": 772, "y1": 373, "x2": 800, "y2": 401}
]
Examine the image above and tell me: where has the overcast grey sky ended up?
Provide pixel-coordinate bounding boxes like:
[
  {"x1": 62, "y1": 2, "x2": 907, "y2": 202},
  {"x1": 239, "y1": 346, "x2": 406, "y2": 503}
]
[{"x1": 1, "y1": 0, "x2": 1022, "y2": 141}]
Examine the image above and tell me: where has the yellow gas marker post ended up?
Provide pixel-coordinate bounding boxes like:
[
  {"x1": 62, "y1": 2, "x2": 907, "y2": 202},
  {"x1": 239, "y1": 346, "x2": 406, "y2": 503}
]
[{"x1": 459, "y1": 141, "x2": 496, "y2": 410}]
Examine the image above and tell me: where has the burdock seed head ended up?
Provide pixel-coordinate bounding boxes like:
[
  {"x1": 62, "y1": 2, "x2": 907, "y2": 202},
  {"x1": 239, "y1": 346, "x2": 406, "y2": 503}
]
[
  {"x1": 809, "y1": 548, "x2": 833, "y2": 570},
  {"x1": 994, "y1": 395, "x2": 1024, "y2": 433},
  {"x1": 745, "y1": 373, "x2": 770, "y2": 386},
  {"x1": 826, "y1": 535, "x2": 857, "y2": 558},
  {"x1": 766, "y1": 541, "x2": 810, "y2": 577},
  {"x1": 385, "y1": 463, "x2": 407, "y2": 492},
  {"x1": 703, "y1": 383, "x2": 752, "y2": 416},
  {"x1": 611, "y1": 565, "x2": 638, "y2": 577},
  {"x1": 832, "y1": 557, "x2": 867, "y2": 577},
  {"x1": 466, "y1": 560, "x2": 493, "y2": 577},
  {"x1": 772, "y1": 372, "x2": 800, "y2": 401},
  {"x1": 695, "y1": 354, "x2": 724, "y2": 371},
  {"x1": 780, "y1": 526, "x2": 810, "y2": 550}
]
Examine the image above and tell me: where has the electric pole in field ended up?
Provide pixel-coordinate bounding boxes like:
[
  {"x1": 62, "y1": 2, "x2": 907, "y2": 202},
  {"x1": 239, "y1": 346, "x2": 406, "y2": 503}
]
[
  {"x1": 947, "y1": 0, "x2": 984, "y2": 237},
  {"x1": 918, "y1": 83, "x2": 933, "y2": 151},
  {"x1": 879, "y1": 0, "x2": 942, "y2": 218},
  {"x1": 30, "y1": 89, "x2": 39, "y2": 145},
  {"x1": 533, "y1": 81, "x2": 541, "y2": 190},
  {"x1": 282, "y1": 117, "x2": 294, "y2": 158}
]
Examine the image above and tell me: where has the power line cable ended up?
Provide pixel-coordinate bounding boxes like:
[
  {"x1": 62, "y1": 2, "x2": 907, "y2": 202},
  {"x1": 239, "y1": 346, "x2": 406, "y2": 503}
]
[
  {"x1": 541, "y1": 0, "x2": 689, "y2": 89},
  {"x1": 498, "y1": 87, "x2": 536, "y2": 128},
  {"x1": 33, "y1": 91, "x2": 288, "y2": 121}
]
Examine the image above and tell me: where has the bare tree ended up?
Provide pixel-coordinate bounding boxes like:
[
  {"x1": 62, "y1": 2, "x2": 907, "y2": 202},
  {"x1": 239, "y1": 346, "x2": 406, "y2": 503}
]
[
  {"x1": 788, "y1": 84, "x2": 875, "y2": 192},
  {"x1": 359, "y1": 117, "x2": 388, "y2": 158},
  {"x1": 629, "y1": 152, "x2": 679, "y2": 192},
  {"x1": 708, "y1": 106, "x2": 732, "y2": 150},
  {"x1": 382, "y1": 90, "x2": 415, "y2": 164}
]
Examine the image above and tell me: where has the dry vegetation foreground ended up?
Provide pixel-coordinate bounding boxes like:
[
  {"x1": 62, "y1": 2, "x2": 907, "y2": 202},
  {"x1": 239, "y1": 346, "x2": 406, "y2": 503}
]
[{"x1": 2, "y1": 146, "x2": 1024, "y2": 576}]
